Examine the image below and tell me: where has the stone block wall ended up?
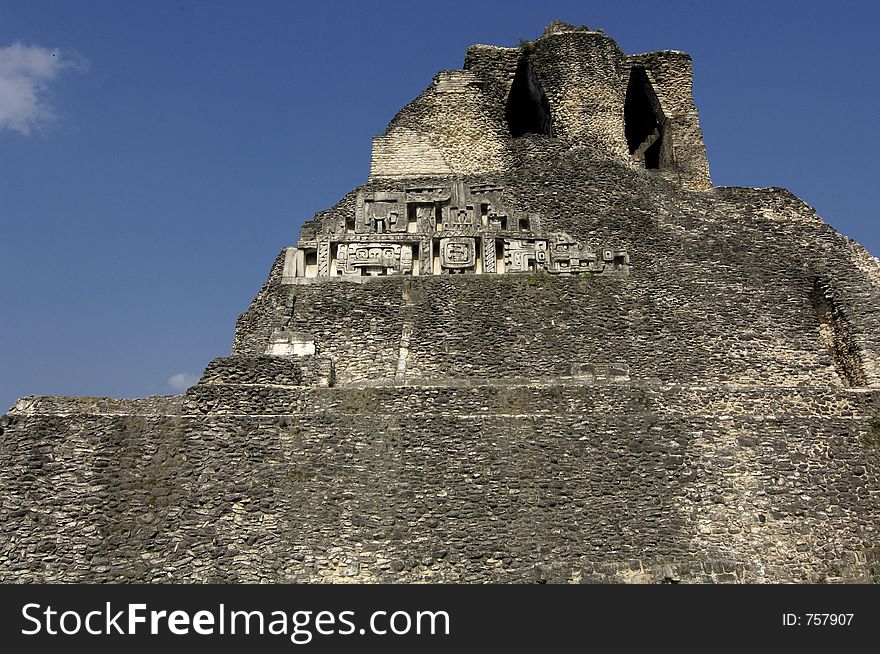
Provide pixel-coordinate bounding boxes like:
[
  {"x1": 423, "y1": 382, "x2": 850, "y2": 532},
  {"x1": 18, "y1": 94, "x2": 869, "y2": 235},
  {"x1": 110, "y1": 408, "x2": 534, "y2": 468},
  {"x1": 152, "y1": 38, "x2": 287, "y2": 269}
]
[
  {"x1": 527, "y1": 31, "x2": 629, "y2": 156},
  {"x1": 463, "y1": 44, "x2": 521, "y2": 123},
  {"x1": 369, "y1": 129, "x2": 453, "y2": 179},
  {"x1": 3, "y1": 385, "x2": 878, "y2": 583},
  {"x1": 235, "y1": 271, "x2": 406, "y2": 384},
  {"x1": 232, "y1": 237, "x2": 870, "y2": 389},
  {"x1": 370, "y1": 71, "x2": 507, "y2": 179},
  {"x1": 198, "y1": 356, "x2": 334, "y2": 389}
]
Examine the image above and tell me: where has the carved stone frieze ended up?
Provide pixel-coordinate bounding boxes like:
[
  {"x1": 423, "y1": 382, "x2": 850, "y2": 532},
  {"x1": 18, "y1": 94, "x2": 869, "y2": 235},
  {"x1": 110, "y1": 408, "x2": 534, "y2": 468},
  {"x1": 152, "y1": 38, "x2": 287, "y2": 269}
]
[
  {"x1": 335, "y1": 242, "x2": 414, "y2": 277},
  {"x1": 283, "y1": 182, "x2": 628, "y2": 281}
]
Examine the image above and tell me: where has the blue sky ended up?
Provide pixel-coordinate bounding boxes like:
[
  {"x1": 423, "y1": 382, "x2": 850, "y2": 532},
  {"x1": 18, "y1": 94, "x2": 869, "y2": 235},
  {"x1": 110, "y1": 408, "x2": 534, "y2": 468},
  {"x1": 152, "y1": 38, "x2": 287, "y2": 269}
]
[{"x1": 1, "y1": 0, "x2": 878, "y2": 409}]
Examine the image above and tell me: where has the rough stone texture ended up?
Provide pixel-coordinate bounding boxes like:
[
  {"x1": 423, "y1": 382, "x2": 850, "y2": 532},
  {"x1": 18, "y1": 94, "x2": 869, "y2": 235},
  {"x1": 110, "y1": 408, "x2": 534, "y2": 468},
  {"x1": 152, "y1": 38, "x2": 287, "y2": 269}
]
[
  {"x1": 3, "y1": 23, "x2": 880, "y2": 583},
  {"x1": 625, "y1": 51, "x2": 711, "y2": 189},
  {"x1": 370, "y1": 71, "x2": 507, "y2": 179},
  {"x1": 3, "y1": 386, "x2": 879, "y2": 583},
  {"x1": 199, "y1": 356, "x2": 334, "y2": 389},
  {"x1": 371, "y1": 25, "x2": 710, "y2": 191},
  {"x1": 235, "y1": 181, "x2": 880, "y2": 390}
]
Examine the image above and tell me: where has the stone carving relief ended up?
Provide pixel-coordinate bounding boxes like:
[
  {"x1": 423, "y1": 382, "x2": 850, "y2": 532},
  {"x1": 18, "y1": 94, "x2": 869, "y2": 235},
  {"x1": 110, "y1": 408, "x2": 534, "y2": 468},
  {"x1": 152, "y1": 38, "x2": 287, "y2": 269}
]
[
  {"x1": 282, "y1": 181, "x2": 629, "y2": 281},
  {"x1": 360, "y1": 193, "x2": 407, "y2": 234},
  {"x1": 504, "y1": 239, "x2": 546, "y2": 273},
  {"x1": 335, "y1": 242, "x2": 415, "y2": 277},
  {"x1": 439, "y1": 237, "x2": 476, "y2": 273}
]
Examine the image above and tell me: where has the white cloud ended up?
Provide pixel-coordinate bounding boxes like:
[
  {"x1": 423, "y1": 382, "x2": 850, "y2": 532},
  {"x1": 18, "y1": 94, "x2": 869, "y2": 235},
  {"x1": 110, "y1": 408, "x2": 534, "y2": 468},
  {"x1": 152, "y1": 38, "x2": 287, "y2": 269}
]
[
  {"x1": 167, "y1": 372, "x2": 198, "y2": 392},
  {"x1": 0, "y1": 42, "x2": 86, "y2": 135}
]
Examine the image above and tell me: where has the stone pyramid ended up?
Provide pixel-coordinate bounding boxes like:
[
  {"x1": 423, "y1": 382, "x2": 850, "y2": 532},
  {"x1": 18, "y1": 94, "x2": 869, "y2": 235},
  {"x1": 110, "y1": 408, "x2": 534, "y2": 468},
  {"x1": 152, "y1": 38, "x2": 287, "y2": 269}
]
[{"x1": 3, "y1": 22, "x2": 880, "y2": 583}]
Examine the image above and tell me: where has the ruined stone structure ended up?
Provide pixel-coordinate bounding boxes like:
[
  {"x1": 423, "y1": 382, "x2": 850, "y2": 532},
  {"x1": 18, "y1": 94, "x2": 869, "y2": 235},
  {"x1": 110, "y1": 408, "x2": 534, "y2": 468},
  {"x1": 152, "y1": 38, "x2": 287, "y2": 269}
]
[
  {"x1": 284, "y1": 181, "x2": 629, "y2": 281},
  {"x1": 3, "y1": 22, "x2": 880, "y2": 583}
]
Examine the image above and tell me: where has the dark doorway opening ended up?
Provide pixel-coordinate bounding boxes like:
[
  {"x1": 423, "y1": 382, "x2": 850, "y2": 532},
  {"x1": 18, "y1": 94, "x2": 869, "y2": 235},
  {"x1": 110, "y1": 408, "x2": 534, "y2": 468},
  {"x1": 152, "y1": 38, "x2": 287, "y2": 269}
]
[
  {"x1": 625, "y1": 67, "x2": 664, "y2": 169},
  {"x1": 506, "y1": 57, "x2": 553, "y2": 137}
]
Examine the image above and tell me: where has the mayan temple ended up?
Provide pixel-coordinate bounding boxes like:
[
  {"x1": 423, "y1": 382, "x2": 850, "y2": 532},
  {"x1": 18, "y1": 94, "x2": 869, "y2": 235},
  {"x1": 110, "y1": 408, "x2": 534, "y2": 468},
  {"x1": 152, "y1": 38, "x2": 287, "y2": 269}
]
[{"x1": 2, "y1": 22, "x2": 879, "y2": 583}]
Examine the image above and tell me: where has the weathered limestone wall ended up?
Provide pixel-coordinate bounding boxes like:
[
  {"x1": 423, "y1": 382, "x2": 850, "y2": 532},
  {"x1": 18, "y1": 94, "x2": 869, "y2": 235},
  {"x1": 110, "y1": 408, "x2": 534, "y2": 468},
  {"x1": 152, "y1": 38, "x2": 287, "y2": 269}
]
[
  {"x1": 463, "y1": 44, "x2": 521, "y2": 123},
  {"x1": 234, "y1": 272, "x2": 837, "y2": 387},
  {"x1": 3, "y1": 385, "x2": 878, "y2": 583},
  {"x1": 232, "y1": 249, "x2": 288, "y2": 356},
  {"x1": 235, "y1": 269, "x2": 406, "y2": 384},
  {"x1": 370, "y1": 29, "x2": 711, "y2": 185},
  {"x1": 846, "y1": 242, "x2": 880, "y2": 384},
  {"x1": 712, "y1": 187, "x2": 880, "y2": 387},
  {"x1": 527, "y1": 31, "x2": 629, "y2": 156},
  {"x1": 8, "y1": 395, "x2": 181, "y2": 417},
  {"x1": 369, "y1": 71, "x2": 508, "y2": 179},
  {"x1": 178, "y1": 382, "x2": 875, "y2": 420},
  {"x1": 199, "y1": 356, "x2": 334, "y2": 389},
  {"x1": 369, "y1": 129, "x2": 453, "y2": 179}
]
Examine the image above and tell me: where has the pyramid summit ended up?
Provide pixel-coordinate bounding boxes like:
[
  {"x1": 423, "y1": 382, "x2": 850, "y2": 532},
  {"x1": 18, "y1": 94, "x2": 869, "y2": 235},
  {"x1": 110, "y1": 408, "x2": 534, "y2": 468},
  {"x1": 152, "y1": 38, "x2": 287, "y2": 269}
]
[{"x1": 2, "y1": 23, "x2": 880, "y2": 583}]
